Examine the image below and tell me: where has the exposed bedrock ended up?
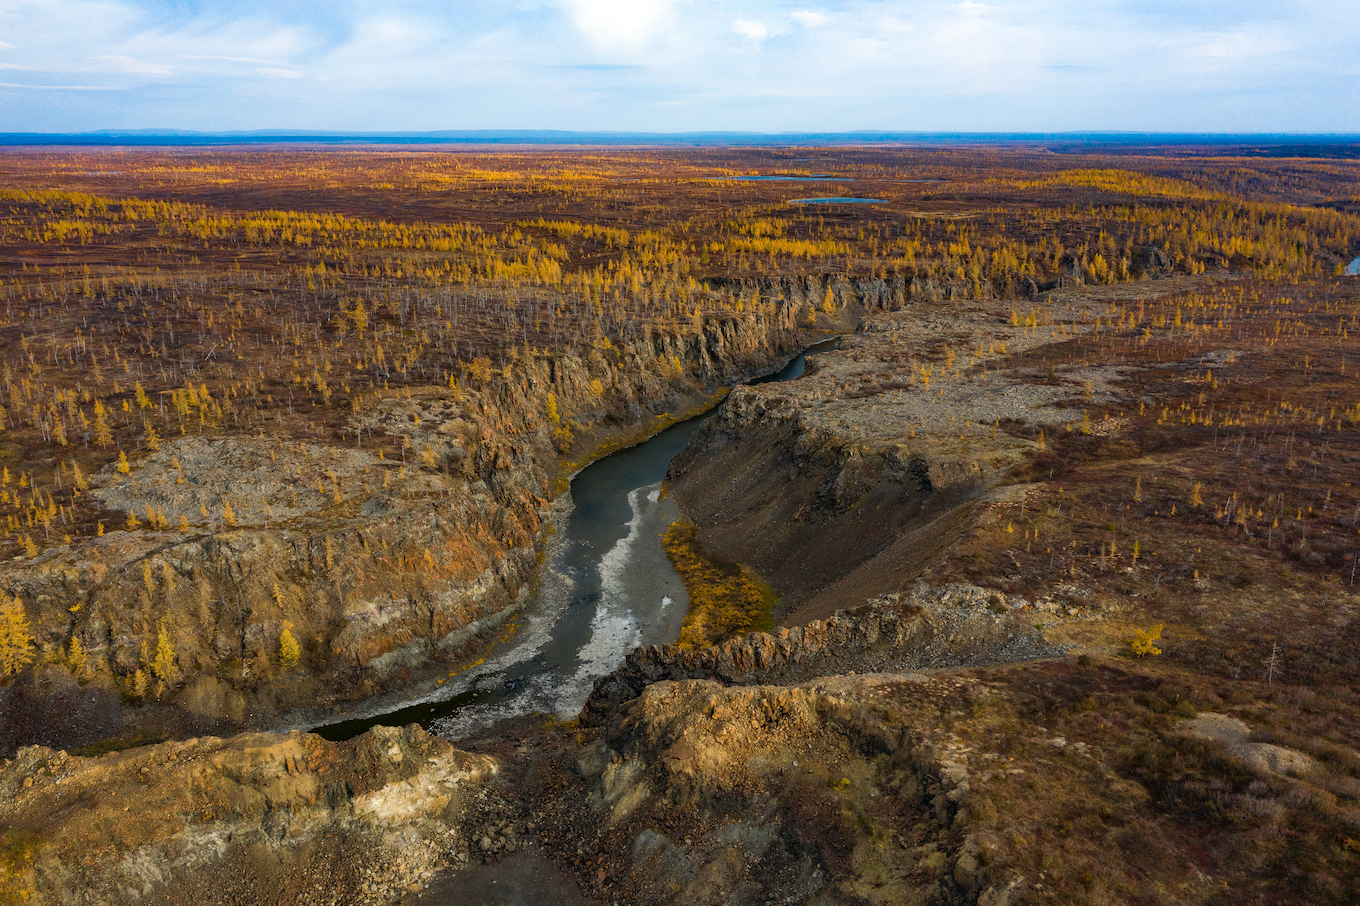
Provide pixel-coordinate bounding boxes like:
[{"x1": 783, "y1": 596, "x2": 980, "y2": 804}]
[
  {"x1": 570, "y1": 671, "x2": 1018, "y2": 906},
  {"x1": 0, "y1": 276, "x2": 903, "y2": 754},
  {"x1": 581, "y1": 583, "x2": 1062, "y2": 729},
  {"x1": 0, "y1": 724, "x2": 497, "y2": 906},
  {"x1": 667, "y1": 295, "x2": 1104, "y2": 625}
]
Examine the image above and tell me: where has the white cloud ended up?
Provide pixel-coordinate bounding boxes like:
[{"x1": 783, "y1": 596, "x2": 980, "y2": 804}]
[
  {"x1": 0, "y1": 81, "x2": 121, "y2": 91},
  {"x1": 732, "y1": 18, "x2": 769, "y2": 41},
  {"x1": 560, "y1": 0, "x2": 673, "y2": 49},
  {"x1": 1186, "y1": 30, "x2": 1276, "y2": 60},
  {"x1": 791, "y1": 11, "x2": 828, "y2": 28},
  {"x1": 95, "y1": 55, "x2": 170, "y2": 76},
  {"x1": 179, "y1": 55, "x2": 295, "y2": 67},
  {"x1": 0, "y1": 0, "x2": 1355, "y2": 132}
]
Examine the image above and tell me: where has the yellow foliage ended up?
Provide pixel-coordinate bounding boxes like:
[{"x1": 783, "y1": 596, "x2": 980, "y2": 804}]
[
  {"x1": 66, "y1": 636, "x2": 87, "y2": 678},
  {"x1": 663, "y1": 518, "x2": 776, "y2": 650},
  {"x1": 151, "y1": 621, "x2": 178, "y2": 694},
  {"x1": 0, "y1": 594, "x2": 36, "y2": 677},
  {"x1": 279, "y1": 621, "x2": 301, "y2": 670},
  {"x1": 1129, "y1": 624, "x2": 1164, "y2": 658}
]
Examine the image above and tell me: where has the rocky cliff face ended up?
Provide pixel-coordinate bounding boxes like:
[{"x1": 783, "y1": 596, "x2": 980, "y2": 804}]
[
  {"x1": 667, "y1": 294, "x2": 1102, "y2": 624},
  {"x1": 581, "y1": 583, "x2": 1062, "y2": 729},
  {"x1": 0, "y1": 724, "x2": 496, "y2": 906},
  {"x1": 563, "y1": 671, "x2": 1020, "y2": 906},
  {"x1": 539, "y1": 580, "x2": 1075, "y2": 906},
  {"x1": 1, "y1": 277, "x2": 909, "y2": 756},
  {"x1": 0, "y1": 663, "x2": 1020, "y2": 906}
]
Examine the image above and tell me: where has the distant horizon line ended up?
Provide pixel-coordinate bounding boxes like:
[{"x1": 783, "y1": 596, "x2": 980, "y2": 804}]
[{"x1": 2, "y1": 129, "x2": 1360, "y2": 149}]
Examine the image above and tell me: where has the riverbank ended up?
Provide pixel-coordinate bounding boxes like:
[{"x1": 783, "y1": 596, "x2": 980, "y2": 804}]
[
  {"x1": 0, "y1": 277, "x2": 894, "y2": 758},
  {"x1": 306, "y1": 335, "x2": 843, "y2": 742},
  {"x1": 668, "y1": 289, "x2": 1108, "y2": 625}
]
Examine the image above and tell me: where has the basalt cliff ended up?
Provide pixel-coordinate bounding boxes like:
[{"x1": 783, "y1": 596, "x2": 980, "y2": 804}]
[{"x1": 0, "y1": 277, "x2": 902, "y2": 756}]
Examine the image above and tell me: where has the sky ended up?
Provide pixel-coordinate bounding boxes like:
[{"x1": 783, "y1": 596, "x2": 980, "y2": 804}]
[{"x1": 0, "y1": 0, "x2": 1357, "y2": 134}]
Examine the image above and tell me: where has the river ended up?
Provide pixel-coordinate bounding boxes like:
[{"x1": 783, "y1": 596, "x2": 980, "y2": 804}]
[{"x1": 314, "y1": 338, "x2": 838, "y2": 742}]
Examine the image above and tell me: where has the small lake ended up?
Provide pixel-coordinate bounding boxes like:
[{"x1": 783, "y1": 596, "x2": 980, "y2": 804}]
[
  {"x1": 791, "y1": 197, "x2": 885, "y2": 204},
  {"x1": 1348, "y1": 256, "x2": 1360, "y2": 276},
  {"x1": 314, "y1": 339, "x2": 839, "y2": 742}
]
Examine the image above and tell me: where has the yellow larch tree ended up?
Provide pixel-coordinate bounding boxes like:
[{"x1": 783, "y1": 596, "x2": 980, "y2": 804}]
[
  {"x1": 278, "y1": 621, "x2": 301, "y2": 670},
  {"x1": 1, "y1": 594, "x2": 36, "y2": 677},
  {"x1": 151, "y1": 621, "x2": 178, "y2": 694}
]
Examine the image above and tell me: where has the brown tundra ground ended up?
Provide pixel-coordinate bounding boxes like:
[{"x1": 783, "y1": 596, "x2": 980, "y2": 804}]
[{"x1": 2, "y1": 143, "x2": 1360, "y2": 906}]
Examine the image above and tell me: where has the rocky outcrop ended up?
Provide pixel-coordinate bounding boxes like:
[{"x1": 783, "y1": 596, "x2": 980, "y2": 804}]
[
  {"x1": 567, "y1": 672, "x2": 1016, "y2": 905},
  {"x1": 582, "y1": 583, "x2": 1062, "y2": 729},
  {"x1": 0, "y1": 304, "x2": 797, "y2": 753},
  {"x1": 667, "y1": 296, "x2": 1100, "y2": 623},
  {"x1": 1131, "y1": 245, "x2": 1175, "y2": 279},
  {"x1": 0, "y1": 724, "x2": 496, "y2": 906},
  {"x1": 0, "y1": 273, "x2": 921, "y2": 755}
]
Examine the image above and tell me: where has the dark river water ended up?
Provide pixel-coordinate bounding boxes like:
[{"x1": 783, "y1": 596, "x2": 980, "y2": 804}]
[{"x1": 315, "y1": 338, "x2": 837, "y2": 742}]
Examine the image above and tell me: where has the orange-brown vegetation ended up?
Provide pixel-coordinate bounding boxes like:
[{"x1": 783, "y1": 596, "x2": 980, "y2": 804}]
[
  {"x1": 0, "y1": 142, "x2": 1358, "y2": 904},
  {"x1": 916, "y1": 273, "x2": 1360, "y2": 903},
  {"x1": 0, "y1": 147, "x2": 1354, "y2": 565},
  {"x1": 661, "y1": 517, "x2": 776, "y2": 649}
]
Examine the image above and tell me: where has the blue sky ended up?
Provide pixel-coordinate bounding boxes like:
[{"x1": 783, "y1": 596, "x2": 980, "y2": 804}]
[{"x1": 1, "y1": 0, "x2": 1357, "y2": 133}]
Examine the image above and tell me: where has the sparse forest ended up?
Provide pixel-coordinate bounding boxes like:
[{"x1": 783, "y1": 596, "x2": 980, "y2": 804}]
[
  {"x1": 0, "y1": 148, "x2": 1356, "y2": 563},
  {"x1": 3, "y1": 144, "x2": 1360, "y2": 906}
]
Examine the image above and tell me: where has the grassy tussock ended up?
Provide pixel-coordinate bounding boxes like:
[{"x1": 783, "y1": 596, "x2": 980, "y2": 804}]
[{"x1": 663, "y1": 517, "x2": 777, "y2": 649}]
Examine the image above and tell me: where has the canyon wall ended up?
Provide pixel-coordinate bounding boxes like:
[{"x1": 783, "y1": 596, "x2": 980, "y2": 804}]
[{"x1": 0, "y1": 276, "x2": 902, "y2": 754}]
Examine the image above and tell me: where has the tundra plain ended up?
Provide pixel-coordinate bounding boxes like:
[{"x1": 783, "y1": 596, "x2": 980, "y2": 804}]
[{"x1": 2, "y1": 144, "x2": 1360, "y2": 905}]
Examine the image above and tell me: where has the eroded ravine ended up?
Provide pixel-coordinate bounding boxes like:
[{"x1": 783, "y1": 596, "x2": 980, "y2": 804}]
[{"x1": 314, "y1": 339, "x2": 839, "y2": 742}]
